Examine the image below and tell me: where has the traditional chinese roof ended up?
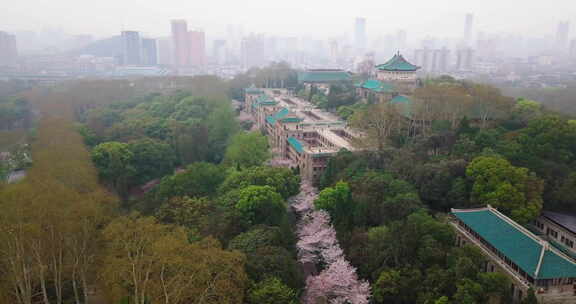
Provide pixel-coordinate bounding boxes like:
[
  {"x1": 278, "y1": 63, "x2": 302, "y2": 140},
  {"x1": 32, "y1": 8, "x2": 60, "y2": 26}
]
[
  {"x1": 452, "y1": 207, "x2": 576, "y2": 279},
  {"x1": 288, "y1": 137, "x2": 304, "y2": 153},
  {"x1": 376, "y1": 53, "x2": 420, "y2": 72},
  {"x1": 266, "y1": 108, "x2": 290, "y2": 125},
  {"x1": 355, "y1": 79, "x2": 395, "y2": 93},
  {"x1": 255, "y1": 95, "x2": 277, "y2": 107},
  {"x1": 297, "y1": 69, "x2": 352, "y2": 83}
]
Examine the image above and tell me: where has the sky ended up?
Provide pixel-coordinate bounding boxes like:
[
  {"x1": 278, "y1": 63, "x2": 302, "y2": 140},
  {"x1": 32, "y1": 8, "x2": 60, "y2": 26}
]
[{"x1": 3, "y1": 0, "x2": 576, "y2": 40}]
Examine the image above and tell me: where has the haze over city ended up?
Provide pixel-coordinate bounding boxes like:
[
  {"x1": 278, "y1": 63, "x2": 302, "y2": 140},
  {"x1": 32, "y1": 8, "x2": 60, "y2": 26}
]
[{"x1": 3, "y1": 0, "x2": 576, "y2": 38}]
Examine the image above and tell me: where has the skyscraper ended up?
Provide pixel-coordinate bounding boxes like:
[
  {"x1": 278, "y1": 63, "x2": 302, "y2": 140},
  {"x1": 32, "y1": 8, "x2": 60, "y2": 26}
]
[
  {"x1": 141, "y1": 38, "x2": 158, "y2": 66},
  {"x1": 0, "y1": 31, "x2": 18, "y2": 67},
  {"x1": 213, "y1": 40, "x2": 227, "y2": 65},
  {"x1": 188, "y1": 30, "x2": 205, "y2": 66},
  {"x1": 354, "y1": 17, "x2": 367, "y2": 53},
  {"x1": 464, "y1": 13, "x2": 474, "y2": 47},
  {"x1": 157, "y1": 38, "x2": 172, "y2": 65},
  {"x1": 241, "y1": 35, "x2": 265, "y2": 69},
  {"x1": 556, "y1": 21, "x2": 570, "y2": 52},
  {"x1": 121, "y1": 31, "x2": 142, "y2": 65},
  {"x1": 171, "y1": 19, "x2": 190, "y2": 66}
]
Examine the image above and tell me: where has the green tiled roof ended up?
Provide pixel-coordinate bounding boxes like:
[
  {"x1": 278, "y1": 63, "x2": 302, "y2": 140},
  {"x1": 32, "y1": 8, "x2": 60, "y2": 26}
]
[
  {"x1": 281, "y1": 117, "x2": 304, "y2": 123},
  {"x1": 298, "y1": 70, "x2": 351, "y2": 83},
  {"x1": 376, "y1": 53, "x2": 419, "y2": 72},
  {"x1": 357, "y1": 79, "x2": 395, "y2": 93},
  {"x1": 266, "y1": 108, "x2": 290, "y2": 125},
  {"x1": 255, "y1": 95, "x2": 277, "y2": 107},
  {"x1": 245, "y1": 87, "x2": 263, "y2": 94},
  {"x1": 266, "y1": 116, "x2": 276, "y2": 124},
  {"x1": 288, "y1": 137, "x2": 304, "y2": 153},
  {"x1": 453, "y1": 208, "x2": 576, "y2": 279}
]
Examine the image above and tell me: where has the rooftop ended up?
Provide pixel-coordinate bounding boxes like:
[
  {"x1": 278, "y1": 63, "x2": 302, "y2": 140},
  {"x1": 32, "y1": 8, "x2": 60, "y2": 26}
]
[
  {"x1": 376, "y1": 53, "x2": 420, "y2": 72},
  {"x1": 542, "y1": 211, "x2": 576, "y2": 235},
  {"x1": 297, "y1": 70, "x2": 352, "y2": 83},
  {"x1": 452, "y1": 207, "x2": 576, "y2": 280},
  {"x1": 355, "y1": 79, "x2": 395, "y2": 93}
]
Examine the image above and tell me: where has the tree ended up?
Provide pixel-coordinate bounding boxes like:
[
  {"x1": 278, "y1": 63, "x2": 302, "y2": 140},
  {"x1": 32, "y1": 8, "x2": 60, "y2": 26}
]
[
  {"x1": 224, "y1": 131, "x2": 270, "y2": 169},
  {"x1": 154, "y1": 162, "x2": 227, "y2": 202},
  {"x1": 91, "y1": 141, "x2": 135, "y2": 196},
  {"x1": 235, "y1": 185, "x2": 286, "y2": 226},
  {"x1": 521, "y1": 288, "x2": 539, "y2": 304},
  {"x1": 466, "y1": 156, "x2": 543, "y2": 224},
  {"x1": 101, "y1": 214, "x2": 248, "y2": 304},
  {"x1": 219, "y1": 166, "x2": 300, "y2": 200},
  {"x1": 247, "y1": 277, "x2": 298, "y2": 304},
  {"x1": 128, "y1": 138, "x2": 176, "y2": 184},
  {"x1": 314, "y1": 181, "x2": 354, "y2": 230},
  {"x1": 350, "y1": 103, "x2": 403, "y2": 154}
]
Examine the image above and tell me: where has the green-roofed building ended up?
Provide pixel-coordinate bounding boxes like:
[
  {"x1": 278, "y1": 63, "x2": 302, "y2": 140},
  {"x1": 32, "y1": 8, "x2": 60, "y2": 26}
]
[
  {"x1": 298, "y1": 69, "x2": 352, "y2": 96},
  {"x1": 452, "y1": 206, "x2": 576, "y2": 302},
  {"x1": 297, "y1": 69, "x2": 352, "y2": 83}
]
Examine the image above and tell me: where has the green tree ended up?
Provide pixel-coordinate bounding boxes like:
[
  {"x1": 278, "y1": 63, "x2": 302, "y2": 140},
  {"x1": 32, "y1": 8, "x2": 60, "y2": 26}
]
[
  {"x1": 466, "y1": 156, "x2": 543, "y2": 224},
  {"x1": 154, "y1": 162, "x2": 227, "y2": 202},
  {"x1": 247, "y1": 277, "x2": 298, "y2": 304},
  {"x1": 91, "y1": 141, "x2": 135, "y2": 196},
  {"x1": 224, "y1": 131, "x2": 270, "y2": 169},
  {"x1": 128, "y1": 138, "x2": 176, "y2": 184},
  {"x1": 219, "y1": 166, "x2": 300, "y2": 199},
  {"x1": 235, "y1": 185, "x2": 285, "y2": 226},
  {"x1": 315, "y1": 181, "x2": 354, "y2": 230}
]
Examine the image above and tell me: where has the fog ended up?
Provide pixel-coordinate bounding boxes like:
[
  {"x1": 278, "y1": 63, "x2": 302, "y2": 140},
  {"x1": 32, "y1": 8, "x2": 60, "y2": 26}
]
[{"x1": 3, "y1": 0, "x2": 576, "y2": 38}]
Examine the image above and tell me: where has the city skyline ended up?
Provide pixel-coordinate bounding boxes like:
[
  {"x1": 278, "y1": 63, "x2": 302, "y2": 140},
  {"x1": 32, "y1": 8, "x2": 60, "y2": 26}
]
[{"x1": 3, "y1": 0, "x2": 576, "y2": 40}]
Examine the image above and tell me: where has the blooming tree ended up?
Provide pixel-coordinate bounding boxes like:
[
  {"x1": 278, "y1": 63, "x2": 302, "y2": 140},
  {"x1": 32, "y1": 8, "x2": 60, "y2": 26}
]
[{"x1": 291, "y1": 182, "x2": 371, "y2": 304}]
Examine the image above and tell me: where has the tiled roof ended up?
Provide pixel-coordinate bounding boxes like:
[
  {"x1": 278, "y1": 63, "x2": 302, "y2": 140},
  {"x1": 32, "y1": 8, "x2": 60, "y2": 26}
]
[
  {"x1": 356, "y1": 79, "x2": 395, "y2": 93},
  {"x1": 288, "y1": 137, "x2": 304, "y2": 153},
  {"x1": 453, "y1": 207, "x2": 576, "y2": 279},
  {"x1": 375, "y1": 53, "x2": 419, "y2": 72},
  {"x1": 298, "y1": 70, "x2": 351, "y2": 83},
  {"x1": 542, "y1": 211, "x2": 576, "y2": 235},
  {"x1": 266, "y1": 108, "x2": 290, "y2": 125}
]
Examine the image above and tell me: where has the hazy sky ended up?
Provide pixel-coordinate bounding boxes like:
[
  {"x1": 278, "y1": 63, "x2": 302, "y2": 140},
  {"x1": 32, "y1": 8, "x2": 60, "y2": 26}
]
[{"x1": 3, "y1": 0, "x2": 576, "y2": 40}]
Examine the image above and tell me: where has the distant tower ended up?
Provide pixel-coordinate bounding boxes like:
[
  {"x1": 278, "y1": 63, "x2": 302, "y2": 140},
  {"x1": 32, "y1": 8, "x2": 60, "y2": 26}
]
[
  {"x1": 171, "y1": 19, "x2": 190, "y2": 66},
  {"x1": 141, "y1": 38, "x2": 158, "y2": 66},
  {"x1": 0, "y1": 31, "x2": 18, "y2": 67},
  {"x1": 556, "y1": 21, "x2": 570, "y2": 53},
  {"x1": 121, "y1": 31, "x2": 142, "y2": 65},
  {"x1": 355, "y1": 17, "x2": 367, "y2": 54},
  {"x1": 188, "y1": 30, "x2": 205, "y2": 66},
  {"x1": 464, "y1": 13, "x2": 474, "y2": 47}
]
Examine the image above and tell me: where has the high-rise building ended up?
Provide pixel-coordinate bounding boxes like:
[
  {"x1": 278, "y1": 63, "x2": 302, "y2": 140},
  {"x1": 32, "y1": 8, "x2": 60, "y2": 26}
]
[
  {"x1": 570, "y1": 39, "x2": 576, "y2": 60},
  {"x1": 157, "y1": 38, "x2": 172, "y2": 65},
  {"x1": 213, "y1": 40, "x2": 226, "y2": 65},
  {"x1": 354, "y1": 17, "x2": 367, "y2": 53},
  {"x1": 464, "y1": 13, "x2": 474, "y2": 47},
  {"x1": 0, "y1": 31, "x2": 18, "y2": 67},
  {"x1": 188, "y1": 30, "x2": 205, "y2": 66},
  {"x1": 171, "y1": 19, "x2": 190, "y2": 66},
  {"x1": 241, "y1": 35, "x2": 265, "y2": 69},
  {"x1": 121, "y1": 31, "x2": 142, "y2": 65},
  {"x1": 456, "y1": 48, "x2": 475, "y2": 71},
  {"x1": 141, "y1": 38, "x2": 158, "y2": 66},
  {"x1": 556, "y1": 21, "x2": 570, "y2": 52}
]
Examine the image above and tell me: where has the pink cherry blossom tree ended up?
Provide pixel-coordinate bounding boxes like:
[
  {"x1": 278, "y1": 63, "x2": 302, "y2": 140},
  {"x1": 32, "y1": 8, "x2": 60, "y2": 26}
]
[{"x1": 291, "y1": 181, "x2": 371, "y2": 304}]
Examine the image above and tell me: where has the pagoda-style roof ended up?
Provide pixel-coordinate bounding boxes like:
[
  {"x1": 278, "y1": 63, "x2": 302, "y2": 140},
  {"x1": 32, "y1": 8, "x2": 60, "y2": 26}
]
[
  {"x1": 452, "y1": 206, "x2": 576, "y2": 280},
  {"x1": 376, "y1": 53, "x2": 420, "y2": 72},
  {"x1": 355, "y1": 79, "x2": 395, "y2": 93},
  {"x1": 298, "y1": 69, "x2": 352, "y2": 83}
]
